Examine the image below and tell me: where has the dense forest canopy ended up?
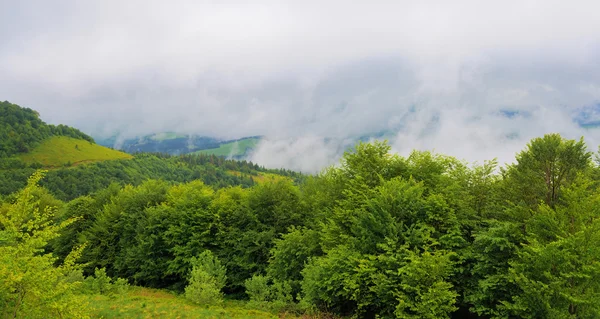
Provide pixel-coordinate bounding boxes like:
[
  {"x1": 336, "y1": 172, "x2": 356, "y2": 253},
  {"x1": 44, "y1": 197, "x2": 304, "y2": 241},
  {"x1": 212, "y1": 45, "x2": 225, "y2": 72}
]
[
  {"x1": 0, "y1": 152, "x2": 301, "y2": 201},
  {"x1": 2, "y1": 129, "x2": 600, "y2": 318}
]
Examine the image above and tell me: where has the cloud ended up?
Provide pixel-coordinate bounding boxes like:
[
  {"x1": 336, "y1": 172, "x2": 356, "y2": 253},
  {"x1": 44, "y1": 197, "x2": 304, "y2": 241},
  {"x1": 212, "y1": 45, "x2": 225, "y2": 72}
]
[{"x1": 1, "y1": 1, "x2": 600, "y2": 172}]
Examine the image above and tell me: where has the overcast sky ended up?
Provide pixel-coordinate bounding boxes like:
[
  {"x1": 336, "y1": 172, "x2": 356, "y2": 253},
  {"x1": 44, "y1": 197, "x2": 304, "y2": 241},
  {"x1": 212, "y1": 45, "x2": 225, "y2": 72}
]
[{"x1": 2, "y1": 1, "x2": 600, "y2": 172}]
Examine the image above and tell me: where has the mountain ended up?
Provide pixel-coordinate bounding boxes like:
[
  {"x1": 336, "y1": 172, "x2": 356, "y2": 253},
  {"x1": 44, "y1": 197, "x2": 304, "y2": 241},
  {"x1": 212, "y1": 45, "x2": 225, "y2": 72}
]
[
  {"x1": 0, "y1": 101, "x2": 301, "y2": 200},
  {"x1": 0, "y1": 101, "x2": 94, "y2": 158},
  {"x1": 96, "y1": 133, "x2": 262, "y2": 159},
  {"x1": 0, "y1": 101, "x2": 131, "y2": 169},
  {"x1": 18, "y1": 136, "x2": 132, "y2": 168}
]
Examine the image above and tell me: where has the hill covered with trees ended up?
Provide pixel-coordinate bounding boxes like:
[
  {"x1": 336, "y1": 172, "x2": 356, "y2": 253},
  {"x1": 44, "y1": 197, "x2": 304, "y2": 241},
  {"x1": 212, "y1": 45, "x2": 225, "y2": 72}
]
[
  {"x1": 0, "y1": 102, "x2": 299, "y2": 201},
  {"x1": 0, "y1": 101, "x2": 94, "y2": 158},
  {"x1": 2, "y1": 131, "x2": 600, "y2": 318}
]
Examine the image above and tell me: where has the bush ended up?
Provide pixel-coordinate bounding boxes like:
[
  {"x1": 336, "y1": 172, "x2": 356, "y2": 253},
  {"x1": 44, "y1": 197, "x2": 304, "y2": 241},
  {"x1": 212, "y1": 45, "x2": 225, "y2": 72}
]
[
  {"x1": 184, "y1": 251, "x2": 227, "y2": 306},
  {"x1": 245, "y1": 275, "x2": 295, "y2": 313},
  {"x1": 83, "y1": 267, "x2": 130, "y2": 296},
  {"x1": 245, "y1": 275, "x2": 271, "y2": 303}
]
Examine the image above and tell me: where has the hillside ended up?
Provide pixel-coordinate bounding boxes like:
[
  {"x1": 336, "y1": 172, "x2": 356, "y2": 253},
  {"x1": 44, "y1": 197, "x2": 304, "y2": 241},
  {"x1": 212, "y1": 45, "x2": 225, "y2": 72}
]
[
  {"x1": 0, "y1": 101, "x2": 94, "y2": 158},
  {"x1": 0, "y1": 152, "x2": 301, "y2": 200},
  {"x1": 97, "y1": 133, "x2": 263, "y2": 158},
  {"x1": 18, "y1": 136, "x2": 132, "y2": 168},
  {"x1": 193, "y1": 137, "x2": 260, "y2": 157},
  {"x1": 0, "y1": 101, "x2": 300, "y2": 201}
]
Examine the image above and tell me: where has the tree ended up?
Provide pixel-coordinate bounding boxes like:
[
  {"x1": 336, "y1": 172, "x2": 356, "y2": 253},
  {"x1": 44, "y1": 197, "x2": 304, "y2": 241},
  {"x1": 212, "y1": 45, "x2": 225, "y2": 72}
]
[
  {"x1": 0, "y1": 171, "x2": 89, "y2": 318},
  {"x1": 185, "y1": 250, "x2": 227, "y2": 306},
  {"x1": 504, "y1": 134, "x2": 591, "y2": 208}
]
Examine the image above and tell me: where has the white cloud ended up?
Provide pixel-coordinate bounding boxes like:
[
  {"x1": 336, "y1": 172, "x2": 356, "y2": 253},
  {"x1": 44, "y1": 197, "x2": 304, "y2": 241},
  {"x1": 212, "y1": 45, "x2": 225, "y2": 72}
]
[{"x1": 1, "y1": 0, "x2": 600, "y2": 172}]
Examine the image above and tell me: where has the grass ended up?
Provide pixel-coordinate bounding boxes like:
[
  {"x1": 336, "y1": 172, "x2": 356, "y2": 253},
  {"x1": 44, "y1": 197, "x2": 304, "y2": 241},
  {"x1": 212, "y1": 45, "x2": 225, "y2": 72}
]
[
  {"x1": 227, "y1": 171, "x2": 292, "y2": 184},
  {"x1": 194, "y1": 138, "x2": 260, "y2": 157},
  {"x1": 19, "y1": 136, "x2": 132, "y2": 168},
  {"x1": 85, "y1": 287, "x2": 293, "y2": 319}
]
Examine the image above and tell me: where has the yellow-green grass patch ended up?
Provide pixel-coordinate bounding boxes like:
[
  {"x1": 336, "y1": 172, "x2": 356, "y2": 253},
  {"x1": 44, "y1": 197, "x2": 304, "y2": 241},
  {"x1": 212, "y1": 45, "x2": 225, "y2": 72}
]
[
  {"x1": 19, "y1": 136, "x2": 132, "y2": 168},
  {"x1": 227, "y1": 170, "x2": 292, "y2": 184},
  {"x1": 86, "y1": 287, "x2": 280, "y2": 319}
]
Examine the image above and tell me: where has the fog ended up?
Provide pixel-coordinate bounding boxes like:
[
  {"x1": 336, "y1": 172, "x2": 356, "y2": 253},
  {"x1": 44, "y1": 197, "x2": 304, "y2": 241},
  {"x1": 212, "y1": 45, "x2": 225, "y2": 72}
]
[{"x1": 1, "y1": 1, "x2": 599, "y2": 172}]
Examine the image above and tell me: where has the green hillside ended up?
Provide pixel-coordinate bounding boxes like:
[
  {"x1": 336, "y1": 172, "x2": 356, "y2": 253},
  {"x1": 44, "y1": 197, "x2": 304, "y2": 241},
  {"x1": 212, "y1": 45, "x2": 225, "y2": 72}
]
[
  {"x1": 194, "y1": 137, "x2": 260, "y2": 157},
  {"x1": 0, "y1": 100, "x2": 94, "y2": 158},
  {"x1": 18, "y1": 136, "x2": 132, "y2": 168}
]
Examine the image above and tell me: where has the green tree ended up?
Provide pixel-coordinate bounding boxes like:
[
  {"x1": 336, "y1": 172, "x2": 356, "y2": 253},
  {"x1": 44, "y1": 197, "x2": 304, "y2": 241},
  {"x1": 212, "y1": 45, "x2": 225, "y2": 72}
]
[
  {"x1": 185, "y1": 250, "x2": 227, "y2": 306},
  {"x1": 0, "y1": 171, "x2": 89, "y2": 318},
  {"x1": 503, "y1": 133, "x2": 591, "y2": 208}
]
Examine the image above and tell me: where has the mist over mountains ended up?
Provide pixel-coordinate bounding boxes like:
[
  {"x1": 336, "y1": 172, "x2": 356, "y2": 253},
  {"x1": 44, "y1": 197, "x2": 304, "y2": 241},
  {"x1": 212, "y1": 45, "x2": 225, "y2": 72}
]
[{"x1": 2, "y1": 1, "x2": 600, "y2": 172}]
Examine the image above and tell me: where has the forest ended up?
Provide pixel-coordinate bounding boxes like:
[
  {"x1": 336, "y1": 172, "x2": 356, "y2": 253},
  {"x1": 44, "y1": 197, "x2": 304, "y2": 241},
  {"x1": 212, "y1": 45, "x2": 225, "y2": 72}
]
[
  {"x1": 2, "y1": 132, "x2": 600, "y2": 318},
  {"x1": 0, "y1": 152, "x2": 301, "y2": 201}
]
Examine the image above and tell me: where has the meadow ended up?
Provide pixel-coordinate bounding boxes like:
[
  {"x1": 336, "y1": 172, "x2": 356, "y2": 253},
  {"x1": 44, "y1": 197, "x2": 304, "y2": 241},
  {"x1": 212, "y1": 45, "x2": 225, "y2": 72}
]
[{"x1": 18, "y1": 136, "x2": 132, "y2": 167}]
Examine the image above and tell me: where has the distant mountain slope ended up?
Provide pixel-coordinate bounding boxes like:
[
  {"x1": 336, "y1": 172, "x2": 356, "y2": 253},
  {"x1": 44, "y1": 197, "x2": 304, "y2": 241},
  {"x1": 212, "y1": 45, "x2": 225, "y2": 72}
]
[
  {"x1": 18, "y1": 136, "x2": 132, "y2": 168},
  {"x1": 97, "y1": 133, "x2": 262, "y2": 158},
  {"x1": 192, "y1": 137, "x2": 260, "y2": 158}
]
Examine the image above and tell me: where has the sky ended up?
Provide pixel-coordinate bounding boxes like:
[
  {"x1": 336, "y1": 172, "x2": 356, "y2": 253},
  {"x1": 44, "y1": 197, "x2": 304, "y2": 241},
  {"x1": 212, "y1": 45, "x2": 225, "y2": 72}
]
[{"x1": 1, "y1": 0, "x2": 600, "y2": 172}]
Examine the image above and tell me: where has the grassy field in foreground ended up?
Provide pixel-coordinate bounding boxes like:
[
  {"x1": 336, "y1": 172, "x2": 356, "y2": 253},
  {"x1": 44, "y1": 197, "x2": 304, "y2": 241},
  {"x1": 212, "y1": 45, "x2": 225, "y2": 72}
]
[
  {"x1": 194, "y1": 138, "x2": 260, "y2": 157},
  {"x1": 86, "y1": 287, "x2": 291, "y2": 319},
  {"x1": 18, "y1": 136, "x2": 132, "y2": 168}
]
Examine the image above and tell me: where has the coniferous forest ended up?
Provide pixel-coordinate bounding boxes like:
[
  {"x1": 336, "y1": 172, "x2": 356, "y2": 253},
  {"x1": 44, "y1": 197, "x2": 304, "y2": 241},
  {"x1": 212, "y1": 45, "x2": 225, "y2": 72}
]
[{"x1": 2, "y1": 102, "x2": 600, "y2": 318}]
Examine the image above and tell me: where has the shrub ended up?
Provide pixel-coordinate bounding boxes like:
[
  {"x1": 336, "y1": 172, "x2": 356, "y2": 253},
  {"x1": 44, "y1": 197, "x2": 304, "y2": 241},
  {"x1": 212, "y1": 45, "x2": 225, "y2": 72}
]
[
  {"x1": 245, "y1": 275, "x2": 271, "y2": 303},
  {"x1": 83, "y1": 267, "x2": 130, "y2": 296},
  {"x1": 245, "y1": 275, "x2": 295, "y2": 313},
  {"x1": 184, "y1": 250, "x2": 227, "y2": 306}
]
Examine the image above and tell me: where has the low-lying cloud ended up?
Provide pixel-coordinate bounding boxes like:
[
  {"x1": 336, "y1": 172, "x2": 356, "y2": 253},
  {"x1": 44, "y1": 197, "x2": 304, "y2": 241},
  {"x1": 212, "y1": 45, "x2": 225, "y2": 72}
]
[{"x1": 1, "y1": 1, "x2": 600, "y2": 172}]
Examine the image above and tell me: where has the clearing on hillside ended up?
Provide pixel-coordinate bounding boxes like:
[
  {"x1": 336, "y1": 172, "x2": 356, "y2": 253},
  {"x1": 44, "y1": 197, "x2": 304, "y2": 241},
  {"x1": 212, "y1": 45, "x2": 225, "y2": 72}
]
[{"x1": 19, "y1": 136, "x2": 132, "y2": 167}]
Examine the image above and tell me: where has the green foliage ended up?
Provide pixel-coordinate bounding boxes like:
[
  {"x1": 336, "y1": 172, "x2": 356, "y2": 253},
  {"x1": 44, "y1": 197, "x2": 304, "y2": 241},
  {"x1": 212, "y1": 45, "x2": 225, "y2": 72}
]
[
  {"x1": 503, "y1": 133, "x2": 592, "y2": 208},
  {"x1": 0, "y1": 171, "x2": 89, "y2": 318},
  {"x1": 245, "y1": 275, "x2": 271, "y2": 303},
  {"x1": 244, "y1": 275, "x2": 294, "y2": 313},
  {"x1": 394, "y1": 249, "x2": 458, "y2": 319},
  {"x1": 0, "y1": 152, "x2": 300, "y2": 201},
  {"x1": 3, "y1": 130, "x2": 600, "y2": 319},
  {"x1": 267, "y1": 227, "x2": 321, "y2": 296},
  {"x1": 82, "y1": 267, "x2": 130, "y2": 296},
  {"x1": 185, "y1": 251, "x2": 227, "y2": 306}
]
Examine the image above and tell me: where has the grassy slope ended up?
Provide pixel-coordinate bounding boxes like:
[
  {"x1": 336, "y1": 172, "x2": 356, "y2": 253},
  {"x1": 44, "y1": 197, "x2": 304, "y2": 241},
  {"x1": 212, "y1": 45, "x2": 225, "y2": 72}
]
[
  {"x1": 194, "y1": 138, "x2": 260, "y2": 157},
  {"x1": 86, "y1": 287, "x2": 289, "y2": 319},
  {"x1": 18, "y1": 136, "x2": 132, "y2": 167}
]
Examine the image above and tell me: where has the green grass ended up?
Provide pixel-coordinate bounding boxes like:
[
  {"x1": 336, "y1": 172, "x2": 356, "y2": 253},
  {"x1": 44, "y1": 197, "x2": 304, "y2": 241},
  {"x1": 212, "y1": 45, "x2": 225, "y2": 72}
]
[
  {"x1": 194, "y1": 138, "x2": 260, "y2": 157},
  {"x1": 150, "y1": 132, "x2": 187, "y2": 141},
  {"x1": 228, "y1": 170, "x2": 292, "y2": 184},
  {"x1": 85, "y1": 287, "x2": 292, "y2": 319},
  {"x1": 19, "y1": 136, "x2": 132, "y2": 168}
]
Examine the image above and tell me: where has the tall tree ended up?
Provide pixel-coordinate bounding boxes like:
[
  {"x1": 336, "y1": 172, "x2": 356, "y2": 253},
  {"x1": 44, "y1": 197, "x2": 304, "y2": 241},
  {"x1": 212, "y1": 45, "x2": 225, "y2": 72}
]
[{"x1": 503, "y1": 133, "x2": 591, "y2": 208}]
